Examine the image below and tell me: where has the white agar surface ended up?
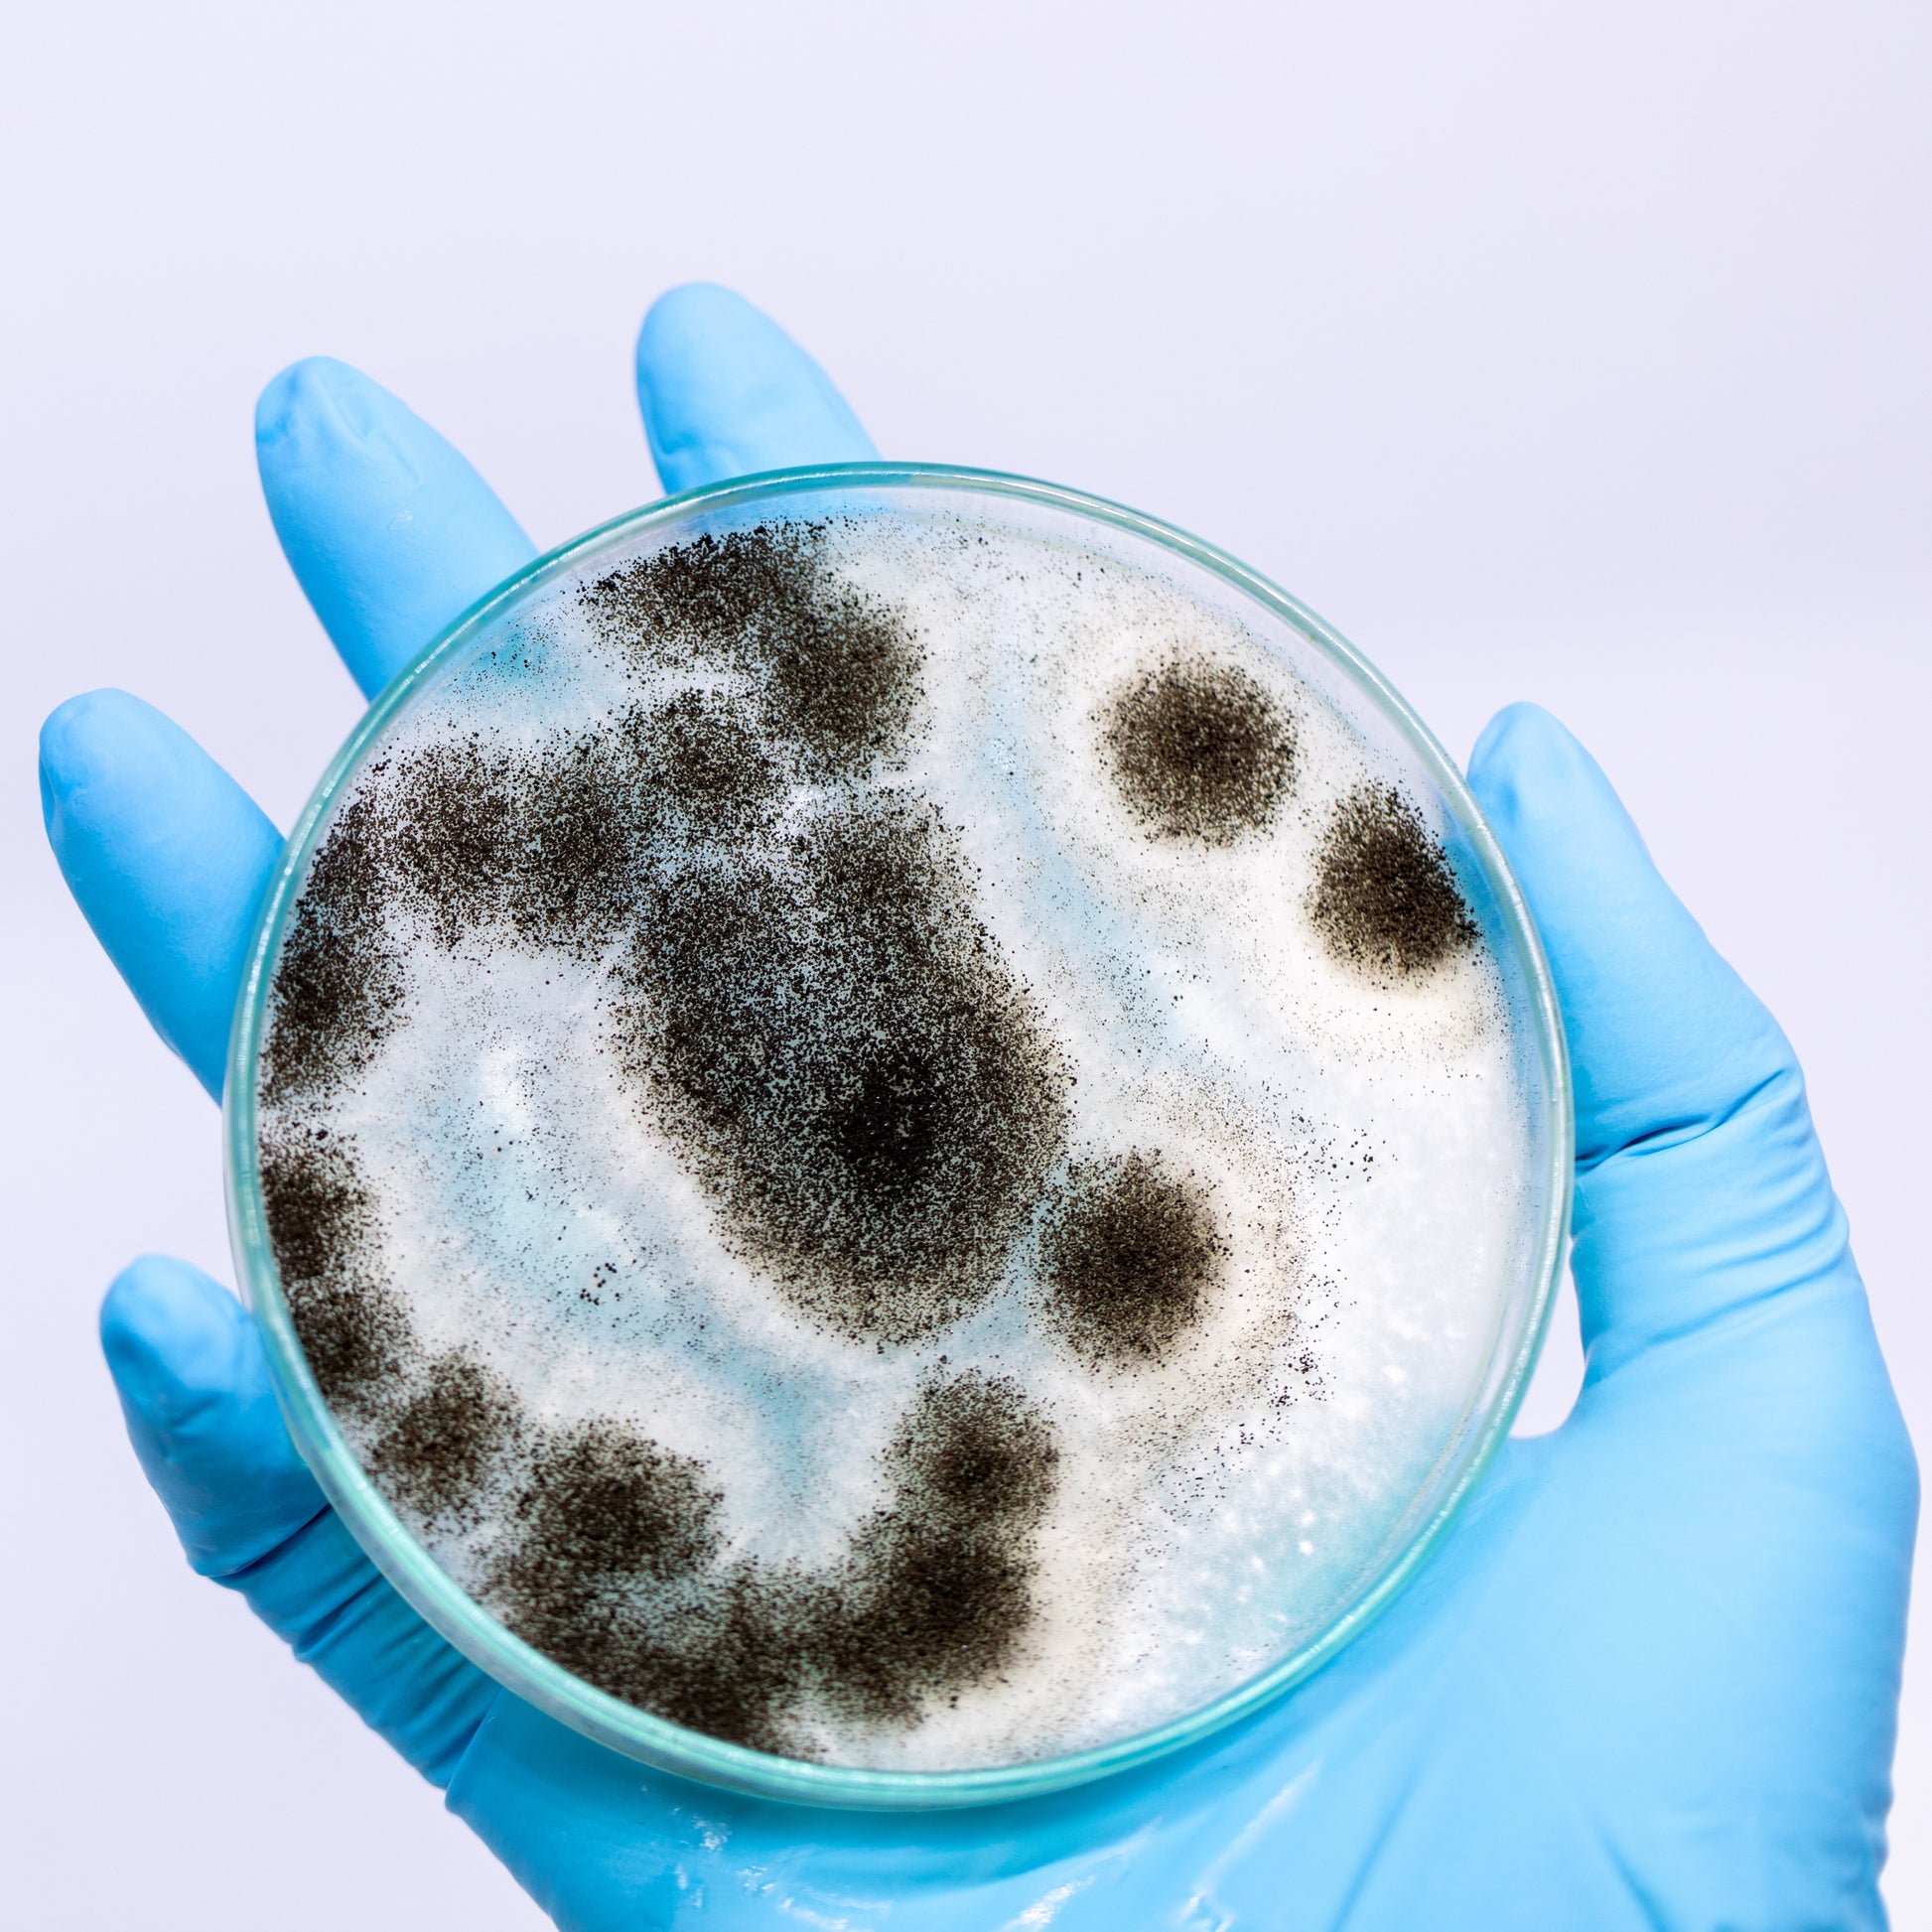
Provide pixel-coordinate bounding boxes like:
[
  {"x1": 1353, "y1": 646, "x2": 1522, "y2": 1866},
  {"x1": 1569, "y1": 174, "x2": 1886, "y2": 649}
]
[{"x1": 259, "y1": 506, "x2": 1537, "y2": 1770}]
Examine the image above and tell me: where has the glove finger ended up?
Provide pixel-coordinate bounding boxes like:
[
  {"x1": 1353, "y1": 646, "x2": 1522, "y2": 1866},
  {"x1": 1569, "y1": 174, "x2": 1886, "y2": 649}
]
[
  {"x1": 256, "y1": 356, "x2": 536, "y2": 700},
  {"x1": 1467, "y1": 704, "x2": 1854, "y2": 1385},
  {"x1": 102, "y1": 1255, "x2": 499, "y2": 1785},
  {"x1": 635, "y1": 283, "x2": 876, "y2": 493},
  {"x1": 40, "y1": 689, "x2": 281, "y2": 1097},
  {"x1": 102, "y1": 1253, "x2": 326, "y2": 1569}
]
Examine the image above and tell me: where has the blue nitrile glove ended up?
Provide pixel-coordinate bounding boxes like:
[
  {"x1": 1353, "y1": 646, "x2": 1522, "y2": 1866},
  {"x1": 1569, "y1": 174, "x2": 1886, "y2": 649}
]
[{"x1": 42, "y1": 282, "x2": 1915, "y2": 1930}]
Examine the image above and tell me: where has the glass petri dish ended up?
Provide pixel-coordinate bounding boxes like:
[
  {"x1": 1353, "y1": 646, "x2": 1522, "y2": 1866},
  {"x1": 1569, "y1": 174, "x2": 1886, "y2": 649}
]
[{"x1": 225, "y1": 462, "x2": 1571, "y2": 1811}]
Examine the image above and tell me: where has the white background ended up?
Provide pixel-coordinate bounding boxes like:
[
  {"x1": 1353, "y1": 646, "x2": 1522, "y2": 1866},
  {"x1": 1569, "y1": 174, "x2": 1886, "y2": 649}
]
[{"x1": 2, "y1": 2, "x2": 1926, "y2": 1924}]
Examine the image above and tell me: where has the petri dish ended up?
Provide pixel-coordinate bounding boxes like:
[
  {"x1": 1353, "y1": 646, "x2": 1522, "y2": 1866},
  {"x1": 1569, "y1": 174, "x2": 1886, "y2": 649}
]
[{"x1": 224, "y1": 463, "x2": 1571, "y2": 1810}]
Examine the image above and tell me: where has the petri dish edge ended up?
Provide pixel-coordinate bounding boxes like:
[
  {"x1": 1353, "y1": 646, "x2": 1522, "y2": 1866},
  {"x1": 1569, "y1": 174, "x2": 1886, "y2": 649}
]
[{"x1": 222, "y1": 462, "x2": 1574, "y2": 1812}]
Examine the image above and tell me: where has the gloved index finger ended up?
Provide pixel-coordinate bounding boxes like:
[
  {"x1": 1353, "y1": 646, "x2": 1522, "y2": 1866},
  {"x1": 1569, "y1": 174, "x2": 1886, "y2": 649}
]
[{"x1": 256, "y1": 357, "x2": 537, "y2": 700}]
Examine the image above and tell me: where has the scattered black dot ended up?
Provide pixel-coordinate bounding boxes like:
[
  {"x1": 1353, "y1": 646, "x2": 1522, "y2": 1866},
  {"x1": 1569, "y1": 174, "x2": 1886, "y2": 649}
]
[
  {"x1": 1310, "y1": 784, "x2": 1476, "y2": 978},
  {"x1": 1039, "y1": 1153, "x2": 1220, "y2": 1365},
  {"x1": 1102, "y1": 657, "x2": 1296, "y2": 844}
]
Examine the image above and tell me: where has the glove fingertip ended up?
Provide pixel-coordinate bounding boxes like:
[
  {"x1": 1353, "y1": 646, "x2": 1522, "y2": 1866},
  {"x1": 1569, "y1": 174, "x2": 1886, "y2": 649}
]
[
  {"x1": 38, "y1": 693, "x2": 281, "y2": 1096},
  {"x1": 101, "y1": 1253, "x2": 247, "y2": 1410},
  {"x1": 1465, "y1": 702, "x2": 1667, "y2": 961},
  {"x1": 39, "y1": 687, "x2": 164, "y2": 820},
  {"x1": 254, "y1": 352, "x2": 535, "y2": 699},
  {"x1": 255, "y1": 355, "x2": 371, "y2": 460},
  {"x1": 39, "y1": 684, "x2": 108, "y2": 790},
  {"x1": 1467, "y1": 703, "x2": 1615, "y2": 829},
  {"x1": 636, "y1": 283, "x2": 875, "y2": 490},
  {"x1": 40, "y1": 688, "x2": 115, "y2": 848},
  {"x1": 635, "y1": 280, "x2": 767, "y2": 372},
  {"x1": 100, "y1": 1255, "x2": 326, "y2": 1578}
]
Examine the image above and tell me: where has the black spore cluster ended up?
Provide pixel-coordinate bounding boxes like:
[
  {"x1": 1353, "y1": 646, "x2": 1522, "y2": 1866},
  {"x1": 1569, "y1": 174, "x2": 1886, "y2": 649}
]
[
  {"x1": 257, "y1": 1120, "x2": 409, "y2": 1421},
  {"x1": 618, "y1": 798, "x2": 1065, "y2": 1343},
  {"x1": 259, "y1": 791, "x2": 406, "y2": 1105},
  {"x1": 1039, "y1": 1153, "x2": 1222, "y2": 1367},
  {"x1": 256, "y1": 520, "x2": 1084, "y2": 1749},
  {"x1": 1309, "y1": 784, "x2": 1477, "y2": 979},
  {"x1": 481, "y1": 1371, "x2": 1057, "y2": 1752},
  {"x1": 576, "y1": 528, "x2": 1071, "y2": 1344},
  {"x1": 583, "y1": 522, "x2": 921, "y2": 779},
  {"x1": 1102, "y1": 656, "x2": 1298, "y2": 844},
  {"x1": 367, "y1": 1352, "x2": 526, "y2": 1528}
]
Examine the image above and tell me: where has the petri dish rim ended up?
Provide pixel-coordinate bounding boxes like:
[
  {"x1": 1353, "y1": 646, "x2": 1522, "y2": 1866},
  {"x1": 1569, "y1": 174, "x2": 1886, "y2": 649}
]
[{"x1": 223, "y1": 460, "x2": 1574, "y2": 1813}]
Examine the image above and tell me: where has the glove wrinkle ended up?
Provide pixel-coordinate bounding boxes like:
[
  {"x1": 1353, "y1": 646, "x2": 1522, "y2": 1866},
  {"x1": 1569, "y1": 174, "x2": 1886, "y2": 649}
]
[
  {"x1": 1578, "y1": 1060, "x2": 1789, "y2": 1173},
  {"x1": 1573, "y1": 1072, "x2": 1852, "y2": 1383},
  {"x1": 225, "y1": 1507, "x2": 501, "y2": 1785}
]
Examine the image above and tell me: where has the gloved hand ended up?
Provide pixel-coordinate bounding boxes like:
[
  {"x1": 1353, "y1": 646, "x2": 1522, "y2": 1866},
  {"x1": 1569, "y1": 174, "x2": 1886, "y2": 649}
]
[{"x1": 40, "y1": 283, "x2": 1916, "y2": 1931}]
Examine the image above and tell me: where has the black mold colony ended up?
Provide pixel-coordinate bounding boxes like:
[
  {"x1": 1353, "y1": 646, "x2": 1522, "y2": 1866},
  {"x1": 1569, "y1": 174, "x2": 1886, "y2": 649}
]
[
  {"x1": 579, "y1": 529, "x2": 1068, "y2": 1345},
  {"x1": 257, "y1": 522, "x2": 1087, "y2": 1749},
  {"x1": 1102, "y1": 657, "x2": 1297, "y2": 843},
  {"x1": 483, "y1": 1374, "x2": 1055, "y2": 1752},
  {"x1": 1040, "y1": 1154, "x2": 1222, "y2": 1367},
  {"x1": 585, "y1": 522, "x2": 920, "y2": 780},
  {"x1": 259, "y1": 792, "x2": 406, "y2": 1103},
  {"x1": 622, "y1": 801, "x2": 1062, "y2": 1343},
  {"x1": 1310, "y1": 784, "x2": 1477, "y2": 979},
  {"x1": 257, "y1": 1121, "x2": 409, "y2": 1421},
  {"x1": 368, "y1": 1353, "x2": 525, "y2": 1528}
]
